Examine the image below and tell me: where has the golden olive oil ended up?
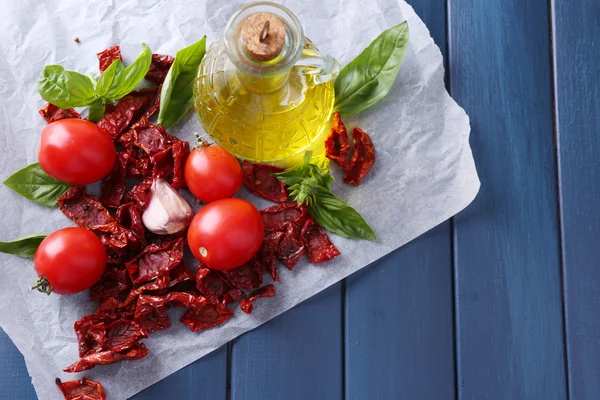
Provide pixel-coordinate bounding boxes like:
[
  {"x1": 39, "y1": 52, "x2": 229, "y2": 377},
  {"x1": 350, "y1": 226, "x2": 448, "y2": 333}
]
[{"x1": 194, "y1": 65, "x2": 334, "y2": 167}]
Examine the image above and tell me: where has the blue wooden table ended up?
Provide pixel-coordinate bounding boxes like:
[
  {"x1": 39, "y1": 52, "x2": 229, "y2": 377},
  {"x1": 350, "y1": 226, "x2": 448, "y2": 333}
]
[{"x1": 2, "y1": 0, "x2": 599, "y2": 398}]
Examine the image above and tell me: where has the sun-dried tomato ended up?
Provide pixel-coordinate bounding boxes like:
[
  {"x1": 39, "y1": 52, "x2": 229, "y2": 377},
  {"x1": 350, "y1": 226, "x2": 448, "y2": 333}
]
[
  {"x1": 145, "y1": 54, "x2": 174, "y2": 84},
  {"x1": 97, "y1": 45, "x2": 122, "y2": 73},
  {"x1": 261, "y1": 231, "x2": 283, "y2": 282},
  {"x1": 115, "y1": 202, "x2": 146, "y2": 249},
  {"x1": 90, "y1": 265, "x2": 131, "y2": 302},
  {"x1": 220, "y1": 256, "x2": 263, "y2": 290},
  {"x1": 100, "y1": 152, "x2": 128, "y2": 208},
  {"x1": 242, "y1": 161, "x2": 288, "y2": 203},
  {"x1": 96, "y1": 95, "x2": 151, "y2": 140},
  {"x1": 125, "y1": 149, "x2": 152, "y2": 179},
  {"x1": 277, "y1": 224, "x2": 306, "y2": 270},
  {"x1": 74, "y1": 315, "x2": 108, "y2": 358},
  {"x1": 124, "y1": 275, "x2": 170, "y2": 305},
  {"x1": 39, "y1": 103, "x2": 81, "y2": 123},
  {"x1": 96, "y1": 297, "x2": 137, "y2": 321},
  {"x1": 343, "y1": 127, "x2": 376, "y2": 186},
  {"x1": 325, "y1": 112, "x2": 351, "y2": 169},
  {"x1": 195, "y1": 266, "x2": 232, "y2": 303},
  {"x1": 165, "y1": 291, "x2": 202, "y2": 308},
  {"x1": 58, "y1": 186, "x2": 131, "y2": 255},
  {"x1": 119, "y1": 117, "x2": 170, "y2": 157},
  {"x1": 129, "y1": 87, "x2": 160, "y2": 120},
  {"x1": 260, "y1": 202, "x2": 307, "y2": 232},
  {"x1": 134, "y1": 294, "x2": 170, "y2": 333},
  {"x1": 180, "y1": 301, "x2": 234, "y2": 332},
  {"x1": 55, "y1": 377, "x2": 106, "y2": 400},
  {"x1": 301, "y1": 218, "x2": 341, "y2": 263},
  {"x1": 105, "y1": 319, "x2": 148, "y2": 353},
  {"x1": 64, "y1": 343, "x2": 149, "y2": 373},
  {"x1": 240, "y1": 284, "x2": 276, "y2": 314},
  {"x1": 123, "y1": 183, "x2": 152, "y2": 212},
  {"x1": 152, "y1": 140, "x2": 190, "y2": 189},
  {"x1": 222, "y1": 288, "x2": 243, "y2": 305},
  {"x1": 125, "y1": 238, "x2": 184, "y2": 284},
  {"x1": 166, "y1": 263, "x2": 196, "y2": 292}
]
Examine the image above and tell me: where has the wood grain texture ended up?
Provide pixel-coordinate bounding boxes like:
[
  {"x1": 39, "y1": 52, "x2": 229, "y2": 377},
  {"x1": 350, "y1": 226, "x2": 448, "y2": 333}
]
[
  {"x1": 131, "y1": 346, "x2": 227, "y2": 399},
  {"x1": 449, "y1": 0, "x2": 567, "y2": 399},
  {"x1": 0, "y1": 329, "x2": 37, "y2": 398},
  {"x1": 345, "y1": 1, "x2": 456, "y2": 399},
  {"x1": 553, "y1": 1, "x2": 600, "y2": 399},
  {"x1": 230, "y1": 285, "x2": 342, "y2": 400}
]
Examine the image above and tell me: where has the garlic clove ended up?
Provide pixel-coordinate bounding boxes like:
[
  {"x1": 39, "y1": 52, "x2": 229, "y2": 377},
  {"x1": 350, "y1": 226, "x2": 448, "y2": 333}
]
[{"x1": 142, "y1": 178, "x2": 194, "y2": 235}]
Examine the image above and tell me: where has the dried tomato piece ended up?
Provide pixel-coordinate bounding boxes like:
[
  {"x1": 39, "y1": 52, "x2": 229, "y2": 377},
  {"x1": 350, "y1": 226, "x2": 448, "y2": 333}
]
[
  {"x1": 261, "y1": 231, "x2": 283, "y2": 282},
  {"x1": 125, "y1": 238, "x2": 184, "y2": 284},
  {"x1": 152, "y1": 141, "x2": 190, "y2": 189},
  {"x1": 39, "y1": 103, "x2": 81, "y2": 123},
  {"x1": 277, "y1": 224, "x2": 306, "y2": 270},
  {"x1": 124, "y1": 183, "x2": 152, "y2": 212},
  {"x1": 165, "y1": 291, "x2": 202, "y2": 308},
  {"x1": 129, "y1": 87, "x2": 161, "y2": 120},
  {"x1": 222, "y1": 288, "x2": 243, "y2": 305},
  {"x1": 64, "y1": 343, "x2": 149, "y2": 373},
  {"x1": 116, "y1": 202, "x2": 146, "y2": 249},
  {"x1": 100, "y1": 151, "x2": 128, "y2": 208},
  {"x1": 58, "y1": 186, "x2": 131, "y2": 254},
  {"x1": 105, "y1": 319, "x2": 148, "y2": 353},
  {"x1": 181, "y1": 301, "x2": 234, "y2": 332},
  {"x1": 96, "y1": 297, "x2": 137, "y2": 321},
  {"x1": 195, "y1": 266, "x2": 232, "y2": 303},
  {"x1": 325, "y1": 112, "x2": 351, "y2": 169},
  {"x1": 119, "y1": 117, "x2": 170, "y2": 157},
  {"x1": 134, "y1": 294, "x2": 170, "y2": 333},
  {"x1": 124, "y1": 275, "x2": 170, "y2": 305},
  {"x1": 167, "y1": 263, "x2": 196, "y2": 292},
  {"x1": 97, "y1": 45, "x2": 123, "y2": 73},
  {"x1": 74, "y1": 315, "x2": 107, "y2": 358},
  {"x1": 90, "y1": 265, "x2": 131, "y2": 302},
  {"x1": 96, "y1": 95, "x2": 151, "y2": 140},
  {"x1": 56, "y1": 377, "x2": 106, "y2": 400},
  {"x1": 260, "y1": 202, "x2": 307, "y2": 232},
  {"x1": 240, "y1": 285, "x2": 276, "y2": 314},
  {"x1": 145, "y1": 54, "x2": 174, "y2": 84},
  {"x1": 242, "y1": 161, "x2": 288, "y2": 202},
  {"x1": 220, "y1": 256, "x2": 263, "y2": 290},
  {"x1": 343, "y1": 127, "x2": 376, "y2": 186},
  {"x1": 301, "y1": 218, "x2": 341, "y2": 263},
  {"x1": 125, "y1": 149, "x2": 153, "y2": 179}
]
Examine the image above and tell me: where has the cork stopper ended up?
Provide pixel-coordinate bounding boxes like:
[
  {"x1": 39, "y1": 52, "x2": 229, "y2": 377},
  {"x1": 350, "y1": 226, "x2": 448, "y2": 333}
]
[{"x1": 240, "y1": 12, "x2": 286, "y2": 62}]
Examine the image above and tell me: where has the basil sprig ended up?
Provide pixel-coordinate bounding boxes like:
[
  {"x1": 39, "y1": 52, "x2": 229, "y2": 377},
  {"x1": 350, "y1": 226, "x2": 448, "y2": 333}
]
[
  {"x1": 0, "y1": 234, "x2": 47, "y2": 258},
  {"x1": 158, "y1": 36, "x2": 207, "y2": 129},
  {"x1": 334, "y1": 21, "x2": 409, "y2": 116},
  {"x1": 275, "y1": 153, "x2": 377, "y2": 241},
  {"x1": 3, "y1": 163, "x2": 71, "y2": 207},
  {"x1": 38, "y1": 43, "x2": 152, "y2": 122}
]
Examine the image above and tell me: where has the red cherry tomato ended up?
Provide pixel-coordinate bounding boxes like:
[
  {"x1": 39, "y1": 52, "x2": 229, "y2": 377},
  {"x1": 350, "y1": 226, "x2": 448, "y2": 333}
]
[
  {"x1": 33, "y1": 227, "x2": 107, "y2": 295},
  {"x1": 38, "y1": 119, "x2": 116, "y2": 185},
  {"x1": 184, "y1": 145, "x2": 243, "y2": 203},
  {"x1": 188, "y1": 198, "x2": 264, "y2": 270}
]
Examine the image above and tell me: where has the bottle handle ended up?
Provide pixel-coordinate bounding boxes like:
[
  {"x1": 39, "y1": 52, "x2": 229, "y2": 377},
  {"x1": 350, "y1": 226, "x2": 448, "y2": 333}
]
[{"x1": 296, "y1": 40, "x2": 340, "y2": 84}]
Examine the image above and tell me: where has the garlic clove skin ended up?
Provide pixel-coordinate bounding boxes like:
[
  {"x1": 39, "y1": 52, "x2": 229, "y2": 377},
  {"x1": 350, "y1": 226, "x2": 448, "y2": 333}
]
[{"x1": 142, "y1": 178, "x2": 194, "y2": 235}]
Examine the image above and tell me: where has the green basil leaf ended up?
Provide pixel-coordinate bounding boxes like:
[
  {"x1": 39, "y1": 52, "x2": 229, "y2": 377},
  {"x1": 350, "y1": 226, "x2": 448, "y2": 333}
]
[
  {"x1": 310, "y1": 188, "x2": 377, "y2": 241},
  {"x1": 95, "y1": 59, "x2": 124, "y2": 97},
  {"x1": 3, "y1": 163, "x2": 71, "y2": 207},
  {"x1": 0, "y1": 234, "x2": 47, "y2": 258},
  {"x1": 334, "y1": 21, "x2": 409, "y2": 116},
  {"x1": 87, "y1": 97, "x2": 106, "y2": 122},
  {"x1": 105, "y1": 43, "x2": 152, "y2": 100},
  {"x1": 157, "y1": 36, "x2": 207, "y2": 128},
  {"x1": 38, "y1": 65, "x2": 96, "y2": 109}
]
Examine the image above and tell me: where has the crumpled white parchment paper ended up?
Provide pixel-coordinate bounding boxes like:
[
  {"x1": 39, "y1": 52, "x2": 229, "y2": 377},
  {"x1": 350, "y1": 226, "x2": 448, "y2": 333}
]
[{"x1": 0, "y1": 0, "x2": 479, "y2": 398}]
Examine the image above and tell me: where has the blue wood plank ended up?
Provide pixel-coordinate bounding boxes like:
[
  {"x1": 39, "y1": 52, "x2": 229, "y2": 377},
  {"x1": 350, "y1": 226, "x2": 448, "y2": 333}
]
[
  {"x1": 132, "y1": 345, "x2": 227, "y2": 399},
  {"x1": 230, "y1": 284, "x2": 342, "y2": 400},
  {"x1": 0, "y1": 328, "x2": 37, "y2": 399},
  {"x1": 552, "y1": 1, "x2": 600, "y2": 399},
  {"x1": 449, "y1": 0, "x2": 567, "y2": 398},
  {"x1": 345, "y1": 1, "x2": 456, "y2": 399}
]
